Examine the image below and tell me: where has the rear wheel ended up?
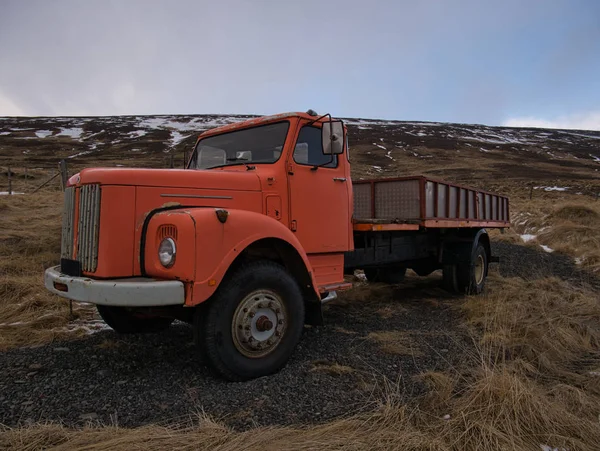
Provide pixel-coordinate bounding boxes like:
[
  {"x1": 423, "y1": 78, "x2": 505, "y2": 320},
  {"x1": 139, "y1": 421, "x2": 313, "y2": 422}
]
[
  {"x1": 96, "y1": 305, "x2": 174, "y2": 334},
  {"x1": 364, "y1": 266, "x2": 407, "y2": 284},
  {"x1": 442, "y1": 242, "x2": 488, "y2": 295},
  {"x1": 197, "y1": 261, "x2": 305, "y2": 381},
  {"x1": 457, "y1": 243, "x2": 488, "y2": 294}
]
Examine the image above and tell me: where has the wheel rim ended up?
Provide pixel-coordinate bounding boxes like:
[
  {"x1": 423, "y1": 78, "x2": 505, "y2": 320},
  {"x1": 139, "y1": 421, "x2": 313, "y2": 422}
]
[
  {"x1": 232, "y1": 290, "x2": 287, "y2": 358},
  {"x1": 474, "y1": 254, "x2": 485, "y2": 285}
]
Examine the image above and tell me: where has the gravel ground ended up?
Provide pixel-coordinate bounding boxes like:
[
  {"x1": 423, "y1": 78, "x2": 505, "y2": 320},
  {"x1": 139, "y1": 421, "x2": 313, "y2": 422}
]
[
  {"x1": 0, "y1": 279, "x2": 465, "y2": 430},
  {"x1": 1, "y1": 241, "x2": 596, "y2": 430}
]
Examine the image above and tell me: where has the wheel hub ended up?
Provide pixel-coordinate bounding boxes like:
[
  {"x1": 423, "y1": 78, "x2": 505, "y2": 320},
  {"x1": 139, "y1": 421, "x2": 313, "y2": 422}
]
[
  {"x1": 474, "y1": 254, "x2": 485, "y2": 285},
  {"x1": 232, "y1": 290, "x2": 286, "y2": 358}
]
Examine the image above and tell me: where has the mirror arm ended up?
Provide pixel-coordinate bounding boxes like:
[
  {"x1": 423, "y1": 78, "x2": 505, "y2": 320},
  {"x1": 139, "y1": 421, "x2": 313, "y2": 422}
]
[{"x1": 306, "y1": 113, "x2": 331, "y2": 127}]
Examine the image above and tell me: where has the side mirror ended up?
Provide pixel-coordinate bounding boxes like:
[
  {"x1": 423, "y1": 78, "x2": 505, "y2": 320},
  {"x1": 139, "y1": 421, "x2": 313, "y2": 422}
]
[{"x1": 322, "y1": 120, "x2": 344, "y2": 155}]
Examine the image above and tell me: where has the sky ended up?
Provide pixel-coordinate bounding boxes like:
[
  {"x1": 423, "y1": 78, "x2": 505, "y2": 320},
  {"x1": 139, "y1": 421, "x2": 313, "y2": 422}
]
[{"x1": 1, "y1": 0, "x2": 599, "y2": 130}]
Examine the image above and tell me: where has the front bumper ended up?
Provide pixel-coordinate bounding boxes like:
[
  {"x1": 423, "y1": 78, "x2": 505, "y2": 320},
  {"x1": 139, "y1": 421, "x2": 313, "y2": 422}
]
[{"x1": 44, "y1": 266, "x2": 185, "y2": 307}]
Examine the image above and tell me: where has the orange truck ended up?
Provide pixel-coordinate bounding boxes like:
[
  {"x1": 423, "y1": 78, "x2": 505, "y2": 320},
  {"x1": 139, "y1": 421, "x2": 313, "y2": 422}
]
[{"x1": 45, "y1": 111, "x2": 510, "y2": 381}]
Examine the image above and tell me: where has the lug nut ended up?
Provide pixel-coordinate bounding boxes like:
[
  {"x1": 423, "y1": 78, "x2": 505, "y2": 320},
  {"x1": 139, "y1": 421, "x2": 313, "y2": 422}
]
[
  {"x1": 245, "y1": 325, "x2": 250, "y2": 331},
  {"x1": 238, "y1": 325, "x2": 242, "y2": 330},
  {"x1": 257, "y1": 303, "x2": 263, "y2": 308},
  {"x1": 278, "y1": 319, "x2": 283, "y2": 325},
  {"x1": 243, "y1": 308, "x2": 248, "y2": 313},
  {"x1": 275, "y1": 331, "x2": 281, "y2": 337},
  {"x1": 268, "y1": 302, "x2": 273, "y2": 308},
  {"x1": 249, "y1": 312, "x2": 255, "y2": 318},
  {"x1": 275, "y1": 309, "x2": 281, "y2": 314}
]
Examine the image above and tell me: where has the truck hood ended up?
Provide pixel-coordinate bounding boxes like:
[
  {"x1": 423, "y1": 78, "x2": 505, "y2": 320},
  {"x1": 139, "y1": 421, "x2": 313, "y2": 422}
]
[{"x1": 74, "y1": 167, "x2": 262, "y2": 191}]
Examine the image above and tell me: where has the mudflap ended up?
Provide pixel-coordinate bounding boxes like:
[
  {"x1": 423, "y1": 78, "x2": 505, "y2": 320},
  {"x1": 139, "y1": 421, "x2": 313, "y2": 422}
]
[{"x1": 304, "y1": 300, "x2": 324, "y2": 326}]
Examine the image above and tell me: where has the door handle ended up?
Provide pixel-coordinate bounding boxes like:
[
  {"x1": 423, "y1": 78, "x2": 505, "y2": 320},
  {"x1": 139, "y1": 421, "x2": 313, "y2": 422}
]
[{"x1": 333, "y1": 177, "x2": 347, "y2": 182}]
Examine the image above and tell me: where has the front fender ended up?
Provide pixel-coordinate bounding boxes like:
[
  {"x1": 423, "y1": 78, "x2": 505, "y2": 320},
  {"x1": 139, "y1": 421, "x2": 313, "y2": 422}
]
[{"x1": 186, "y1": 208, "x2": 319, "y2": 306}]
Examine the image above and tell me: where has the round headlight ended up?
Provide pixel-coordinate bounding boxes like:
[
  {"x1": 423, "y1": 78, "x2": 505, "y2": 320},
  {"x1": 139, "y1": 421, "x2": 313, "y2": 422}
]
[{"x1": 158, "y1": 237, "x2": 176, "y2": 268}]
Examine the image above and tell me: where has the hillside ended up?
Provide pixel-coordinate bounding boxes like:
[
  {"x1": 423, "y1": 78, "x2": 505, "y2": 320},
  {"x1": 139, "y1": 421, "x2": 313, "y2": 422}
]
[
  {"x1": 1, "y1": 114, "x2": 599, "y2": 198},
  {"x1": 1, "y1": 114, "x2": 600, "y2": 450}
]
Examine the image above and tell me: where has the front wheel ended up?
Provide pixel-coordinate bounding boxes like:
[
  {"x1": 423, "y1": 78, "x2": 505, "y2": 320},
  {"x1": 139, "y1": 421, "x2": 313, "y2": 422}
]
[
  {"x1": 197, "y1": 261, "x2": 305, "y2": 381},
  {"x1": 96, "y1": 305, "x2": 174, "y2": 334}
]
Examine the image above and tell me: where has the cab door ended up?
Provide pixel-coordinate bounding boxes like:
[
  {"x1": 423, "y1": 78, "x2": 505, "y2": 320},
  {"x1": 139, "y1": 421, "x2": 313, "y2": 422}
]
[{"x1": 287, "y1": 124, "x2": 350, "y2": 254}]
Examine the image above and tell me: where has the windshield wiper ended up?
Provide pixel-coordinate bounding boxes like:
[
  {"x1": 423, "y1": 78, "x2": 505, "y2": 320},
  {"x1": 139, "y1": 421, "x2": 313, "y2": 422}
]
[{"x1": 208, "y1": 159, "x2": 256, "y2": 171}]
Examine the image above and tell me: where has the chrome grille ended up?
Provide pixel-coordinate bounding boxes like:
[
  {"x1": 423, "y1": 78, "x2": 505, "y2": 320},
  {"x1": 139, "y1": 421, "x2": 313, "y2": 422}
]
[
  {"x1": 60, "y1": 187, "x2": 76, "y2": 259},
  {"x1": 77, "y1": 184, "x2": 101, "y2": 272}
]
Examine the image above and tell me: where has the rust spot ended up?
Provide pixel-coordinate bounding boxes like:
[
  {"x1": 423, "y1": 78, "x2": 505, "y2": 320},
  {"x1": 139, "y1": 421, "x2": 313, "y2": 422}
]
[{"x1": 161, "y1": 202, "x2": 182, "y2": 209}]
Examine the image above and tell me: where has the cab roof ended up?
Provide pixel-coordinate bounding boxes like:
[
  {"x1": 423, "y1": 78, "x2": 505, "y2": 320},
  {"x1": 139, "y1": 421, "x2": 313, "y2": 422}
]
[{"x1": 198, "y1": 111, "x2": 333, "y2": 138}]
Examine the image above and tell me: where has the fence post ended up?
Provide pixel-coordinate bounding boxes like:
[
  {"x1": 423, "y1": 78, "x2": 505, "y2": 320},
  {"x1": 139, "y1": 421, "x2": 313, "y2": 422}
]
[
  {"x1": 184, "y1": 151, "x2": 188, "y2": 168},
  {"x1": 7, "y1": 167, "x2": 11, "y2": 195},
  {"x1": 58, "y1": 160, "x2": 68, "y2": 191},
  {"x1": 169, "y1": 154, "x2": 175, "y2": 169}
]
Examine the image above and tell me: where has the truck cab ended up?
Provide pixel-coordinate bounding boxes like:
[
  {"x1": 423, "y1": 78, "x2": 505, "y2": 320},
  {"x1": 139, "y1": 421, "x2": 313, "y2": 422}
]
[{"x1": 45, "y1": 110, "x2": 509, "y2": 381}]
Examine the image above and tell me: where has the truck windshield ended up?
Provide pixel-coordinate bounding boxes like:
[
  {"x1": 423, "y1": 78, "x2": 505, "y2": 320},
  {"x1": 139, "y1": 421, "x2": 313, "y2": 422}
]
[{"x1": 191, "y1": 122, "x2": 290, "y2": 169}]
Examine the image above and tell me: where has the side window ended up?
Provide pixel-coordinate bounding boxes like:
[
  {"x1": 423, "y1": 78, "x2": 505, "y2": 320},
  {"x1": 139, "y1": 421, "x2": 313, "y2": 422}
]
[{"x1": 293, "y1": 126, "x2": 337, "y2": 168}]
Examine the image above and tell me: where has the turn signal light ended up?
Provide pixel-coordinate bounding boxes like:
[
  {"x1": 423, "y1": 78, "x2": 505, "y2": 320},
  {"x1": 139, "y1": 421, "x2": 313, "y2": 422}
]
[
  {"x1": 54, "y1": 282, "x2": 69, "y2": 292},
  {"x1": 215, "y1": 209, "x2": 229, "y2": 223}
]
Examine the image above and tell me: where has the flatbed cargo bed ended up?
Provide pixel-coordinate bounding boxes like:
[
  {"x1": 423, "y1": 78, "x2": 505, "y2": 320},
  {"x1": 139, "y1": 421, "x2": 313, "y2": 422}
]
[{"x1": 352, "y1": 176, "x2": 510, "y2": 231}]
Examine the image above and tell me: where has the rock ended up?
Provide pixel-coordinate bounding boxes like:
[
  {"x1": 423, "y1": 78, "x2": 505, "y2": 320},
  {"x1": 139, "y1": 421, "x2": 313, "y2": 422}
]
[
  {"x1": 14, "y1": 380, "x2": 26, "y2": 384},
  {"x1": 21, "y1": 400, "x2": 34, "y2": 406},
  {"x1": 28, "y1": 364, "x2": 43, "y2": 370},
  {"x1": 116, "y1": 380, "x2": 127, "y2": 385},
  {"x1": 53, "y1": 347, "x2": 70, "y2": 352},
  {"x1": 27, "y1": 372, "x2": 38, "y2": 377},
  {"x1": 440, "y1": 349, "x2": 449, "y2": 353},
  {"x1": 79, "y1": 412, "x2": 98, "y2": 421},
  {"x1": 96, "y1": 370, "x2": 108, "y2": 377}
]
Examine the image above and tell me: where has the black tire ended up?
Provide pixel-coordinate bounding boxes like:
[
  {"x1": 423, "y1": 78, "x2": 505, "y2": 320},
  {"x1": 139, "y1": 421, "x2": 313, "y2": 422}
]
[
  {"x1": 96, "y1": 305, "x2": 174, "y2": 334},
  {"x1": 456, "y1": 243, "x2": 488, "y2": 295},
  {"x1": 197, "y1": 261, "x2": 305, "y2": 381},
  {"x1": 442, "y1": 264, "x2": 459, "y2": 293},
  {"x1": 364, "y1": 266, "x2": 407, "y2": 284}
]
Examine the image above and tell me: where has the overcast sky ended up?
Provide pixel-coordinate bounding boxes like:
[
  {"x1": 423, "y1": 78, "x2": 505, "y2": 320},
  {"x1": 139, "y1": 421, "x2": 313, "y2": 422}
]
[{"x1": 1, "y1": 0, "x2": 599, "y2": 129}]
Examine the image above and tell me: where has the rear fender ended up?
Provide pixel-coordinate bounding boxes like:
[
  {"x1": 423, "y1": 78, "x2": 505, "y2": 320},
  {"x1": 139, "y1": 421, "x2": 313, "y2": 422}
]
[
  {"x1": 185, "y1": 208, "x2": 320, "y2": 306},
  {"x1": 441, "y1": 228, "x2": 489, "y2": 265}
]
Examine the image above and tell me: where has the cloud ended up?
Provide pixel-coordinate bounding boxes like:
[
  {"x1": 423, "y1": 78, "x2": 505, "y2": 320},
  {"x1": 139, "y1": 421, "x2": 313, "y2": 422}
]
[
  {"x1": 503, "y1": 111, "x2": 600, "y2": 131},
  {"x1": 0, "y1": 90, "x2": 26, "y2": 116}
]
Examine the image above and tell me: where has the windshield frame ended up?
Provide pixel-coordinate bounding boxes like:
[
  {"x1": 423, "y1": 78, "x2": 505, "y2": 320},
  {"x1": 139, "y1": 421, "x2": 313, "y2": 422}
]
[{"x1": 188, "y1": 120, "x2": 291, "y2": 170}]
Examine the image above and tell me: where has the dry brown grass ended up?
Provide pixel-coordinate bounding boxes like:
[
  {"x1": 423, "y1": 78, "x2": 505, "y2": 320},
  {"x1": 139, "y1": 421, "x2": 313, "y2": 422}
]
[
  {"x1": 309, "y1": 359, "x2": 355, "y2": 376},
  {"x1": 510, "y1": 200, "x2": 600, "y2": 271},
  {"x1": 366, "y1": 331, "x2": 424, "y2": 357},
  {"x1": 1, "y1": 187, "x2": 600, "y2": 449},
  {"x1": 0, "y1": 189, "x2": 96, "y2": 350}
]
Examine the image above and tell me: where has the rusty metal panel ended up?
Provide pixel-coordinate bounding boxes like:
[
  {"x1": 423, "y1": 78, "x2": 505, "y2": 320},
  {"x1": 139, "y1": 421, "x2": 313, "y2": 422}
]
[
  {"x1": 353, "y1": 183, "x2": 372, "y2": 220},
  {"x1": 477, "y1": 193, "x2": 484, "y2": 219},
  {"x1": 77, "y1": 184, "x2": 101, "y2": 272},
  {"x1": 468, "y1": 191, "x2": 475, "y2": 219},
  {"x1": 485, "y1": 194, "x2": 491, "y2": 219},
  {"x1": 425, "y1": 181, "x2": 435, "y2": 217},
  {"x1": 60, "y1": 187, "x2": 75, "y2": 259},
  {"x1": 374, "y1": 180, "x2": 420, "y2": 220},
  {"x1": 448, "y1": 186, "x2": 458, "y2": 219},
  {"x1": 459, "y1": 188, "x2": 467, "y2": 218},
  {"x1": 492, "y1": 196, "x2": 498, "y2": 220},
  {"x1": 437, "y1": 184, "x2": 447, "y2": 218}
]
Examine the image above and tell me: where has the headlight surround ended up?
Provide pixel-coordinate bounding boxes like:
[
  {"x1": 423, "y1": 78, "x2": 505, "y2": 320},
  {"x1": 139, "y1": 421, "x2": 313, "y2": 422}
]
[{"x1": 158, "y1": 237, "x2": 176, "y2": 268}]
